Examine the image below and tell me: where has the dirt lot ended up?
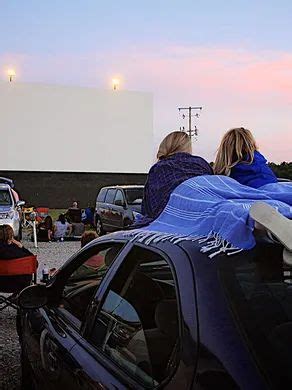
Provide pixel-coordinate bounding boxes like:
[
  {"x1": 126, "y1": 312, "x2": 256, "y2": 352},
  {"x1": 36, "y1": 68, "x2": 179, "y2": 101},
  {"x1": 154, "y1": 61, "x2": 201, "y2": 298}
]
[{"x1": 0, "y1": 234, "x2": 80, "y2": 390}]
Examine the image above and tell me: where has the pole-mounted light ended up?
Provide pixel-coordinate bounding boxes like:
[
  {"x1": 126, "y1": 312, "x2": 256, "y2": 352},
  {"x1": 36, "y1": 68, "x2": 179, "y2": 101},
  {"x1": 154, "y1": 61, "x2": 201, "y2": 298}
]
[
  {"x1": 112, "y1": 78, "x2": 120, "y2": 90},
  {"x1": 7, "y1": 69, "x2": 16, "y2": 82}
]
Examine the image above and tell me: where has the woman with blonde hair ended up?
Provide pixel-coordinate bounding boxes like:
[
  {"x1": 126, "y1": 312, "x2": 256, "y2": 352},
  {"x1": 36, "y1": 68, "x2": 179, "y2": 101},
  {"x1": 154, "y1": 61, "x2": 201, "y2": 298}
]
[
  {"x1": 213, "y1": 127, "x2": 277, "y2": 188},
  {"x1": 139, "y1": 131, "x2": 213, "y2": 224}
]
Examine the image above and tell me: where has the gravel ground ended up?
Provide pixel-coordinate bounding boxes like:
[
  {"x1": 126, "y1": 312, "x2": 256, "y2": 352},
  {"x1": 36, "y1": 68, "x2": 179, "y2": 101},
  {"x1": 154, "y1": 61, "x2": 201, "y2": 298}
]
[{"x1": 0, "y1": 232, "x2": 80, "y2": 390}]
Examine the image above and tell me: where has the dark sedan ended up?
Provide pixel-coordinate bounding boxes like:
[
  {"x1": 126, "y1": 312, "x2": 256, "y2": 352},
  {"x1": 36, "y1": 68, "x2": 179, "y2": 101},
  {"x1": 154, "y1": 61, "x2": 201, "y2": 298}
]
[{"x1": 18, "y1": 230, "x2": 291, "y2": 389}]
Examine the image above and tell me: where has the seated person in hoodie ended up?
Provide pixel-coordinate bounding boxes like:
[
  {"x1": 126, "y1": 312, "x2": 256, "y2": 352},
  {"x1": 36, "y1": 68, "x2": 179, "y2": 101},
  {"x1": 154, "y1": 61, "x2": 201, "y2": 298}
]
[
  {"x1": 54, "y1": 214, "x2": 72, "y2": 240},
  {"x1": 37, "y1": 215, "x2": 53, "y2": 242},
  {"x1": 137, "y1": 131, "x2": 213, "y2": 226},
  {"x1": 213, "y1": 127, "x2": 277, "y2": 188},
  {"x1": 0, "y1": 225, "x2": 35, "y2": 292}
]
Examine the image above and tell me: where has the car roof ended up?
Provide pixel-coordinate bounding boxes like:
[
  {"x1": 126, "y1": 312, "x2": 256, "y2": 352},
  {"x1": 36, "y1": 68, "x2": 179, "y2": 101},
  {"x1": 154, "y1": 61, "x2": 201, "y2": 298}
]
[
  {"x1": 94, "y1": 230, "x2": 201, "y2": 255},
  {"x1": 100, "y1": 185, "x2": 144, "y2": 190},
  {"x1": 0, "y1": 184, "x2": 11, "y2": 190},
  {"x1": 0, "y1": 177, "x2": 14, "y2": 187},
  {"x1": 95, "y1": 229, "x2": 283, "y2": 265}
]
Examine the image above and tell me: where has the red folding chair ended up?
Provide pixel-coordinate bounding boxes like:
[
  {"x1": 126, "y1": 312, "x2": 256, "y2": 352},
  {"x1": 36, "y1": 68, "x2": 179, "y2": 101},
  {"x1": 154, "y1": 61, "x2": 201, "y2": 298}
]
[
  {"x1": 0, "y1": 255, "x2": 38, "y2": 311},
  {"x1": 36, "y1": 207, "x2": 49, "y2": 223}
]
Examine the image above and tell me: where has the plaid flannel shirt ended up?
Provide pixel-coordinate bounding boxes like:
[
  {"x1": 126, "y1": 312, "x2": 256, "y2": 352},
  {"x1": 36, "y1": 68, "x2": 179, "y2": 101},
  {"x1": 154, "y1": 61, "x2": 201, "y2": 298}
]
[{"x1": 137, "y1": 152, "x2": 213, "y2": 226}]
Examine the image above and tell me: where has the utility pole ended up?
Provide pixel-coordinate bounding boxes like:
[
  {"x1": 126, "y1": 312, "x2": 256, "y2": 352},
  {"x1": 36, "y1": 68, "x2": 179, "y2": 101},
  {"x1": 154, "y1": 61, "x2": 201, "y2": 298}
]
[{"x1": 178, "y1": 106, "x2": 202, "y2": 138}]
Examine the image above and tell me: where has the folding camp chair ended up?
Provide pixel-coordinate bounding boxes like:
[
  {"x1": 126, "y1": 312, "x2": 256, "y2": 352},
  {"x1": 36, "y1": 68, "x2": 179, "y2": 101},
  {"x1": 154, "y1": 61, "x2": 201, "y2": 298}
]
[
  {"x1": 22, "y1": 207, "x2": 34, "y2": 228},
  {"x1": 36, "y1": 207, "x2": 49, "y2": 223},
  {"x1": 0, "y1": 255, "x2": 38, "y2": 311}
]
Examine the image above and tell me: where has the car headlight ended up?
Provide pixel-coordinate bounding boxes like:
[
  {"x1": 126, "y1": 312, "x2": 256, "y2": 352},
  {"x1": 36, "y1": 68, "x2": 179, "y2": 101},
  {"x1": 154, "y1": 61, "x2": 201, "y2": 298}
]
[
  {"x1": 0, "y1": 211, "x2": 15, "y2": 219},
  {"x1": 8, "y1": 210, "x2": 15, "y2": 219}
]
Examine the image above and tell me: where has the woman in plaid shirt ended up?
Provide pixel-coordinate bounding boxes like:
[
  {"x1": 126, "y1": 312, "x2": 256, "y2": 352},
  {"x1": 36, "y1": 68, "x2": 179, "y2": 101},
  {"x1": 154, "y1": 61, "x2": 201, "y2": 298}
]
[{"x1": 138, "y1": 131, "x2": 213, "y2": 226}]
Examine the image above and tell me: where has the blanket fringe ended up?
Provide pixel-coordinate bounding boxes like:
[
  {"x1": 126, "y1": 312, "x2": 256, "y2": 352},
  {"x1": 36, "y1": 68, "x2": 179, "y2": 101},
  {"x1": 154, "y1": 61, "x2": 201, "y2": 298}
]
[{"x1": 123, "y1": 229, "x2": 242, "y2": 258}]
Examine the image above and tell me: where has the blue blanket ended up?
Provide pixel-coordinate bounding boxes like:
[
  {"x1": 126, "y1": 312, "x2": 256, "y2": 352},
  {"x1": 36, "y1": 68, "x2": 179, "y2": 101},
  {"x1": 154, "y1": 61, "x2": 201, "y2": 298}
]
[{"x1": 140, "y1": 175, "x2": 292, "y2": 256}]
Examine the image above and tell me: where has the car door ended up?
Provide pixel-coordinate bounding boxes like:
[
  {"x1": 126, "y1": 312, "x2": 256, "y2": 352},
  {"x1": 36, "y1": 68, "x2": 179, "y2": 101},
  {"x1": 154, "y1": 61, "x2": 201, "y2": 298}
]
[
  {"x1": 100, "y1": 188, "x2": 116, "y2": 231},
  {"x1": 69, "y1": 242, "x2": 198, "y2": 389},
  {"x1": 110, "y1": 189, "x2": 126, "y2": 229},
  {"x1": 21, "y1": 240, "x2": 129, "y2": 390}
]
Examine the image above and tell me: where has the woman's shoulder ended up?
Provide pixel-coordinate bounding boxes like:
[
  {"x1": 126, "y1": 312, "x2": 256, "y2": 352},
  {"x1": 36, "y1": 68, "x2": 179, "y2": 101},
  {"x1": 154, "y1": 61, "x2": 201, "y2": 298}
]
[
  {"x1": 190, "y1": 154, "x2": 211, "y2": 164},
  {"x1": 186, "y1": 154, "x2": 213, "y2": 172},
  {"x1": 148, "y1": 159, "x2": 165, "y2": 174},
  {"x1": 149, "y1": 153, "x2": 212, "y2": 173},
  {"x1": 0, "y1": 243, "x2": 33, "y2": 259},
  {"x1": 170, "y1": 152, "x2": 210, "y2": 165},
  {"x1": 253, "y1": 150, "x2": 268, "y2": 163},
  {"x1": 20, "y1": 246, "x2": 34, "y2": 257}
]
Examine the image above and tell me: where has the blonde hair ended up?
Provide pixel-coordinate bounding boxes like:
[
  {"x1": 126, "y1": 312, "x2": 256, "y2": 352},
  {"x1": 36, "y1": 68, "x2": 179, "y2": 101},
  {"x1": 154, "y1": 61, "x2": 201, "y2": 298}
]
[
  {"x1": 157, "y1": 131, "x2": 192, "y2": 160},
  {"x1": 0, "y1": 225, "x2": 14, "y2": 243},
  {"x1": 213, "y1": 127, "x2": 258, "y2": 176}
]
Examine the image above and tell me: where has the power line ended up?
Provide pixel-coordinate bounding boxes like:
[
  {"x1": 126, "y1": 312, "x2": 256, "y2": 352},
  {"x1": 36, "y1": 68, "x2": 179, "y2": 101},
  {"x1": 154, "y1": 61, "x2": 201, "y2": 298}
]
[{"x1": 178, "y1": 106, "x2": 202, "y2": 138}]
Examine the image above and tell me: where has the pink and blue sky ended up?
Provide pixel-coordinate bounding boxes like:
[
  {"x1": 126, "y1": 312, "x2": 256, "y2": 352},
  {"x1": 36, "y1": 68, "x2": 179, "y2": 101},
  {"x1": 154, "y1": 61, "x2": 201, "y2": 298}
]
[{"x1": 1, "y1": 0, "x2": 291, "y2": 162}]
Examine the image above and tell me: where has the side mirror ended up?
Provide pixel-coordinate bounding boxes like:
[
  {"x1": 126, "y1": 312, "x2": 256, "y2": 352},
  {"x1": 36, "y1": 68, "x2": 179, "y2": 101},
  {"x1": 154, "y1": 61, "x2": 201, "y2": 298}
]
[
  {"x1": 18, "y1": 284, "x2": 48, "y2": 309},
  {"x1": 16, "y1": 200, "x2": 25, "y2": 207},
  {"x1": 114, "y1": 199, "x2": 126, "y2": 208}
]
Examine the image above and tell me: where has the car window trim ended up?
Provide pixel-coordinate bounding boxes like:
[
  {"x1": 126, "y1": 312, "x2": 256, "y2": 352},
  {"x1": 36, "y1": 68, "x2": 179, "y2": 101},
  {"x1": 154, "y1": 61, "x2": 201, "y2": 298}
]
[
  {"x1": 83, "y1": 242, "x2": 185, "y2": 388},
  {"x1": 114, "y1": 189, "x2": 126, "y2": 205},
  {"x1": 97, "y1": 188, "x2": 108, "y2": 203},
  {"x1": 135, "y1": 241, "x2": 199, "y2": 388},
  {"x1": 105, "y1": 188, "x2": 117, "y2": 205},
  {"x1": 53, "y1": 306, "x2": 82, "y2": 334},
  {"x1": 73, "y1": 335, "x2": 146, "y2": 390},
  {"x1": 0, "y1": 188, "x2": 13, "y2": 206},
  {"x1": 53, "y1": 239, "x2": 127, "y2": 282},
  {"x1": 47, "y1": 239, "x2": 131, "y2": 318},
  {"x1": 46, "y1": 239, "x2": 132, "y2": 337},
  {"x1": 120, "y1": 189, "x2": 126, "y2": 205},
  {"x1": 82, "y1": 240, "x2": 134, "y2": 337}
]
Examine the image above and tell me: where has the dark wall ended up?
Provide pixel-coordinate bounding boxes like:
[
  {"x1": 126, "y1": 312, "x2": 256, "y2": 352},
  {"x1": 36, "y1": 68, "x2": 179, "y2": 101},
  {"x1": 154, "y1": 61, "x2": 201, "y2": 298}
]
[{"x1": 0, "y1": 171, "x2": 147, "y2": 208}]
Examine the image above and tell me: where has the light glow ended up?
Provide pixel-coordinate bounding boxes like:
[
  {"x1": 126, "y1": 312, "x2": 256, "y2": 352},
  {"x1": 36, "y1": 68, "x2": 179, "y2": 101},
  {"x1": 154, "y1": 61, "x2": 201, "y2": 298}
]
[
  {"x1": 7, "y1": 69, "x2": 16, "y2": 82},
  {"x1": 112, "y1": 78, "x2": 120, "y2": 90}
]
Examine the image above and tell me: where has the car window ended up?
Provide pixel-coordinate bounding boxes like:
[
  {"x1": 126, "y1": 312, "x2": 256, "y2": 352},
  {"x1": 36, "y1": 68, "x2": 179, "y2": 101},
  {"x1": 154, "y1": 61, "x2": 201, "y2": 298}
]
[
  {"x1": 97, "y1": 188, "x2": 108, "y2": 202},
  {"x1": 0, "y1": 190, "x2": 12, "y2": 206},
  {"x1": 125, "y1": 188, "x2": 143, "y2": 205},
  {"x1": 105, "y1": 189, "x2": 116, "y2": 204},
  {"x1": 219, "y1": 243, "x2": 292, "y2": 388},
  {"x1": 60, "y1": 243, "x2": 124, "y2": 326},
  {"x1": 114, "y1": 190, "x2": 125, "y2": 205},
  {"x1": 88, "y1": 246, "x2": 180, "y2": 388}
]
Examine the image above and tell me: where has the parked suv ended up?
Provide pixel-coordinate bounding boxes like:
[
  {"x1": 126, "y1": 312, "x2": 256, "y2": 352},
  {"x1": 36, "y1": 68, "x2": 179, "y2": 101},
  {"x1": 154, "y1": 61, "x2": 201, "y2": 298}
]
[
  {"x1": 0, "y1": 177, "x2": 25, "y2": 240},
  {"x1": 95, "y1": 185, "x2": 144, "y2": 234}
]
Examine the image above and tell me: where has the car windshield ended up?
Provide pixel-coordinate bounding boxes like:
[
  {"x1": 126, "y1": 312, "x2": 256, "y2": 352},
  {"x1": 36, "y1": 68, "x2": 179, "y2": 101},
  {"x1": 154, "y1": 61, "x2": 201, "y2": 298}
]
[
  {"x1": 219, "y1": 242, "x2": 292, "y2": 388},
  {"x1": 0, "y1": 190, "x2": 12, "y2": 206},
  {"x1": 124, "y1": 188, "x2": 143, "y2": 205}
]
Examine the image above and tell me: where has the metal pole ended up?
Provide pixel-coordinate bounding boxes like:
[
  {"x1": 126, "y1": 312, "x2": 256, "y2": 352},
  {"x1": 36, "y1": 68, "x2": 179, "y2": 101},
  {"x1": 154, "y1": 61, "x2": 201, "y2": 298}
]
[
  {"x1": 32, "y1": 220, "x2": 38, "y2": 248},
  {"x1": 188, "y1": 107, "x2": 192, "y2": 138},
  {"x1": 178, "y1": 106, "x2": 202, "y2": 138}
]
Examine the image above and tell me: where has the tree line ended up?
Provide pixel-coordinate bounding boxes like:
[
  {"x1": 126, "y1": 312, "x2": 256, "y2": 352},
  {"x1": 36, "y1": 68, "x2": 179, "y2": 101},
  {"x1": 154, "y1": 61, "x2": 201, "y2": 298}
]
[
  {"x1": 269, "y1": 162, "x2": 292, "y2": 180},
  {"x1": 209, "y1": 161, "x2": 292, "y2": 180}
]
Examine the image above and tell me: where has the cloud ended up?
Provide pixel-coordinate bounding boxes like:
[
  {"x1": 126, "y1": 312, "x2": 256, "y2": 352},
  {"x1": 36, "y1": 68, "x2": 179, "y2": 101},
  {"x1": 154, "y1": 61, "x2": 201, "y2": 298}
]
[
  {"x1": 2, "y1": 45, "x2": 292, "y2": 100},
  {"x1": 1, "y1": 44, "x2": 292, "y2": 162}
]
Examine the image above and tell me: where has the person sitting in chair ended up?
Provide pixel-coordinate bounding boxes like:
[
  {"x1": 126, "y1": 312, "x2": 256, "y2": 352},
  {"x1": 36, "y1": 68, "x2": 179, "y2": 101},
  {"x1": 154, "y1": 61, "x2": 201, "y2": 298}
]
[
  {"x1": 37, "y1": 215, "x2": 53, "y2": 242},
  {"x1": 0, "y1": 225, "x2": 34, "y2": 292},
  {"x1": 66, "y1": 201, "x2": 82, "y2": 223},
  {"x1": 54, "y1": 214, "x2": 72, "y2": 240}
]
